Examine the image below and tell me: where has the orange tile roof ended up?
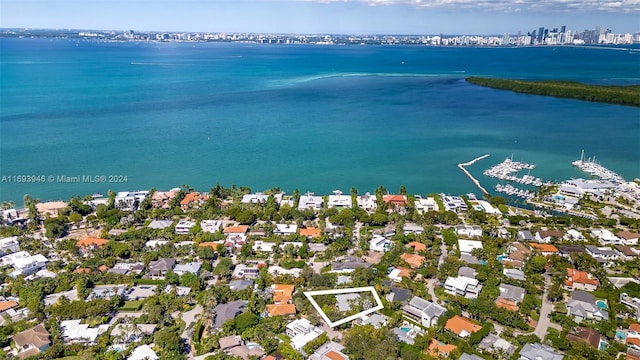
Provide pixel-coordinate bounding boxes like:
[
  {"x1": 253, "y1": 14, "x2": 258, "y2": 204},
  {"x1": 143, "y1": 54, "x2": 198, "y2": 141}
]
[
  {"x1": 299, "y1": 227, "x2": 321, "y2": 238},
  {"x1": 98, "y1": 265, "x2": 108, "y2": 272},
  {"x1": 263, "y1": 357, "x2": 277, "y2": 360},
  {"x1": 199, "y1": 241, "x2": 222, "y2": 248},
  {"x1": 0, "y1": 300, "x2": 18, "y2": 312},
  {"x1": 407, "y1": 242, "x2": 427, "y2": 252},
  {"x1": 396, "y1": 267, "x2": 413, "y2": 278},
  {"x1": 325, "y1": 350, "x2": 348, "y2": 360},
  {"x1": 427, "y1": 339, "x2": 457, "y2": 357},
  {"x1": 273, "y1": 284, "x2": 294, "y2": 303},
  {"x1": 266, "y1": 304, "x2": 296, "y2": 316},
  {"x1": 495, "y1": 298, "x2": 519, "y2": 312},
  {"x1": 630, "y1": 323, "x2": 640, "y2": 332},
  {"x1": 401, "y1": 253, "x2": 425, "y2": 268},
  {"x1": 73, "y1": 267, "x2": 91, "y2": 274},
  {"x1": 445, "y1": 315, "x2": 482, "y2": 336},
  {"x1": 383, "y1": 195, "x2": 408, "y2": 204},
  {"x1": 76, "y1": 237, "x2": 108, "y2": 247},
  {"x1": 619, "y1": 231, "x2": 640, "y2": 240},
  {"x1": 223, "y1": 225, "x2": 249, "y2": 234},
  {"x1": 180, "y1": 192, "x2": 208, "y2": 206},
  {"x1": 566, "y1": 268, "x2": 599, "y2": 286},
  {"x1": 628, "y1": 337, "x2": 640, "y2": 347},
  {"x1": 529, "y1": 242, "x2": 559, "y2": 253}
]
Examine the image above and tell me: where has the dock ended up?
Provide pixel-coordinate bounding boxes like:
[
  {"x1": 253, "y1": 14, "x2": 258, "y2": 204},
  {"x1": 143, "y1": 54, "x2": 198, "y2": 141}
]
[{"x1": 458, "y1": 154, "x2": 490, "y2": 195}]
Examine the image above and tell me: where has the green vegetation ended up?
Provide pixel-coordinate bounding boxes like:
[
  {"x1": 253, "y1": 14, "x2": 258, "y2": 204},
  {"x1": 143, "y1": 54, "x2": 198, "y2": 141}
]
[{"x1": 466, "y1": 77, "x2": 640, "y2": 107}]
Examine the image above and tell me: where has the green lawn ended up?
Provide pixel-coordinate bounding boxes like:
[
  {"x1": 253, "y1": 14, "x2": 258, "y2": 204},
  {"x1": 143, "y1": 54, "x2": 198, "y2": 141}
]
[{"x1": 119, "y1": 300, "x2": 145, "y2": 311}]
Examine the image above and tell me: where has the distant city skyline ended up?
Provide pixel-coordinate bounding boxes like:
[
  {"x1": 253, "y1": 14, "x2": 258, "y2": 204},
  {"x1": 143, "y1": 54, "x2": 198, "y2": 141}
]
[{"x1": 1, "y1": 0, "x2": 639, "y2": 35}]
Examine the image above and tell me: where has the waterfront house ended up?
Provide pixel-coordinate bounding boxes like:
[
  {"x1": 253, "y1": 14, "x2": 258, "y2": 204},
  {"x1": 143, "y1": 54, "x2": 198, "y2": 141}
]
[
  {"x1": 241, "y1": 192, "x2": 269, "y2": 204},
  {"x1": 565, "y1": 268, "x2": 599, "y2": 291},
  {"x1": 180, "y1": 192, "x2": 209, "y2": 210},
  {"x1": 445, "y1": 315, "x2": 482, "y2": 338},
  {"x1": 357, "y1": 192, "x2": 377, "y2": 213},
  {"x1": 535, "y1": 230, "x2": 564, "y2": 243},
  {"x1": 12, "y1": 323, "x2": 50, "y2": 359},
  {"x1": 114, "y1": 191, "x2": 149, "y2": 211},
  {"x1": 298, "y1": 192, "x2": 324, "y2": 211},
  {"x1": 151, "y1": 189, "x2": 179, "y2": 209},
  {"x1": 441, "y1": 194, "x2": 467, "y2": 212},
  {"x1": 566, "y1": 290, "x2": 608, "y2": 323},
  {"x1": 518, "y1": 343, "x2": 564, "y2": 360},
  {"x1": 327, "y1": 190, "x2": 352, "y2": 208},
  {"x1": 414, "y1": 196, "x2": 438, "y2": 214},
  {"x1": 383, "y1": 194, "x2": 408, "y2": 207},
  {"x1": 402, "y1": 296, "x2": 446, "y2": 328}
]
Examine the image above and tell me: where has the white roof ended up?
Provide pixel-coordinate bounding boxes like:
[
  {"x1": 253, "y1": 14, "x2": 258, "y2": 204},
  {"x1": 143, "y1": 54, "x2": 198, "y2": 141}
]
[
  {"x1": 128, "y1": 344, "x2": 159, "y2": 360},
  {"x1": 60, "y1": 319, "x2": 109, "y2": 343},
  {"x1": 458, "y1": 239, "x2": 483, "y2": 254}
]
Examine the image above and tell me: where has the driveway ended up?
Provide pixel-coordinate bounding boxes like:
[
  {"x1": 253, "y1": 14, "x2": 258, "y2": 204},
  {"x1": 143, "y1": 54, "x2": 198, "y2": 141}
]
[{"x1": 533, "y1": 275, "x2": 561, "y2": 339}]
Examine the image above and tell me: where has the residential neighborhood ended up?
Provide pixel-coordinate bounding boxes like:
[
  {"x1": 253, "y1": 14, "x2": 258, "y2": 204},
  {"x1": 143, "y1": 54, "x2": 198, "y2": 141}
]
[{"x1": 0, "y1": 181, "x2": 639, "y2": 360}]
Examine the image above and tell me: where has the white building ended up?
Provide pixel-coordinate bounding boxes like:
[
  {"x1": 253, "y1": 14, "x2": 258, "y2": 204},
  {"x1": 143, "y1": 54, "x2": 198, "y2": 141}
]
[
  {"x1": 241, "y1": 193, "x2": 269, "y2": 204},
  {"x1": 286, "y1": 318, "x2": 325, "y2": 352},
  {"x1": 274, "y1": 224, "x2": 298, "y2": 236},
  {"x1": 0, "y1": 236, "x2": 20, "y2": 255},
  {"x1": 175, "y1": 220, "x2": 196, "y2": 235},
  {"x1": 414, "y1": 196, "x2": 438, "y2": 214},
  {"x1": 114, "y1": 191, "x2": 149, "y2": 210},
  {"x1": 357, "y1": 193, "x2": 377, "y2": 212},
  {"x1": 402, "y1": 296, "x2": 446, "y2": 327},
  {"x1": 369, "y1": 235, "x2": 391, "y2": 252},
  {"x1": 60, "y1": 320, "x2": 109, "y2": 344},
  {"x1": 0, "y1": 251, "x2": 48, "y2": 277},
  {"x1": 458, "y1": 240, "x2": 483, "y2": 255},
  {"x1": 298, "y1": 192, "x2": 324, "y2": 211},
  {"x1": 445, "y1": 276, "x2": 482, "y2": 298},
  {"x1": 173, "y1": 262, "x2": 202, "y2": 276},
  {"x1": 201, "y1": 220, "x2": 223, "y2": 233},
  {"x1": 327, "y1": 190, "x2": 352, "y2": 209},
  {"x1": 591, "y1": 229, "x2": 620, "y2": 245},
  {"x1": 455, "y1": 225, "x2": 482, "y2": 238}
]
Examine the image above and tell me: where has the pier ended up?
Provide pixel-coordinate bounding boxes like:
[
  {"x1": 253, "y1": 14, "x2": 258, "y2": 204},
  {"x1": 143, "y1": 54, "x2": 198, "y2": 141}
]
[{"x1": 458, "y1": 154, "x2": 491, "y2": 195}]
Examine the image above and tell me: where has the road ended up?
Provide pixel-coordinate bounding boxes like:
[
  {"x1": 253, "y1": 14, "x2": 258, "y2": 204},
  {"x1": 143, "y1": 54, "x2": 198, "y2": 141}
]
[
  {"x1": 426, "y1": 279, "x2": 439, "y2": 303},
  {"x1": 172, "y1": 304, "x2": 203, "y2": 358},
  {"x1": 533, "y1": 274, "x2": 562, "y2": 339}
]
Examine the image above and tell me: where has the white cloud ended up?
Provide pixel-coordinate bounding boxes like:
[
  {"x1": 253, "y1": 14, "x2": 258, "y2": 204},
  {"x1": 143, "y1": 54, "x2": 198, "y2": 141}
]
[{"x1": 300, "y1": 0, "x2": 640, "y2": 13}]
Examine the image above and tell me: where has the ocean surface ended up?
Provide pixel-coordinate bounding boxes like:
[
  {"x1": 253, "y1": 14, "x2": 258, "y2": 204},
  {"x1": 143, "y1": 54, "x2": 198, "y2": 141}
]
[{"x1": 1, "y1": 38, "x2": 639, "y2": 204}]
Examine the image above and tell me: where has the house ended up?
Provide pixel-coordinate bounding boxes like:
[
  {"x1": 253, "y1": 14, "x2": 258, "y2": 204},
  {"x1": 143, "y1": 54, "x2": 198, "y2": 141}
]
[
  {"x1": 406, "y1": 242, "x2": 426, "y2": 253},
  {"x1": 148, "y1": 219, "x2": 173, "y2": 229},
  {"x1": 12, "y1": 323, "x2": 50, "y2": 359},
  {"x1": 274, "y1": 224, "x2": 298, "y2": 236},
  {"x1": 620, "y1": 293, "x2": 640, "y2": 321},
  {"x1": 496, "y1": 284, "x2": 525, "y2": 311},
  {"x1": 383, "y1": 194, "x2": 408, "y2": 207},
  {"x1": 147, "y1": 258, "x2": 176, "y2": 279},
  {"x1": 458, "y1": 239, "x2": 483, "y2": 255},
  {"x1": 616, "y1": 245, "x2": 640, "y2": 261},
  {"x1": 128, "y1": 344, "x2": 159, "y2": 360},
  {"x1": 529, "y1": 243, "x2": 559, "y2": 256},
  {"x1": 327, "y1": 190, "x2": 352, "y2": 208},
  {"x1": 504, "y1": 268, "x2": 526, "y2": 281},
  {"x1": 403, "y1": 223, "x2": 424, "y2": 235},
  {"x1": 518, "y1": 230, "x2": 535, "y2": 242},
  {"x1": 566, "y1": 327, "x2": 601, "y2": 349},
  {"x1": 357, "y1": 192, "x2": 377, "y2": 213},
  {"x1": 401, "y1": 253, "x2": 425, "y2": 268},
  {"x1": 180, "y1": 192, "x2": 209, "y2": 209},
  {"x1": 359, "y1": 313, "x2": 389, "y2": 328},
  {"x1": 331, "y1": 257, "x2": 372, "y2": 273},
  {"x1": 1, "y1": 251, "x2": 49, "y2": 277},
  {"x1": 114, "y1": 191, "x2": 149, "y2": 210},
  {"x1": 564, "y1": 229, "x2": 586, "y2": 241},
  {"x1": 456, "y1": 225, "x2": 482, "y2": 238},
  {"x1": 458, "y1": 266, "x2": 477, "y2": 279},
  {"x1": 619, "y1": 231, "x2": 640, "y2": 246},
  {"x1": 427, "y1": 339, "x2": 457, "y2": 358},
  {"x1": 86, "y1": 285, "x2": 126, "y2": 301},
  {"x1": 201, "y1": 220, "x2": 223, "y2": 233},
  {"x1": 445, "y1": 275, "x2": 482, "y2": 298},
  {"x1": 145, "y1": 239, "x2": 169, "y2": 248},
  {"x1": 108, "y1": 262, "x2": 145, "y2": 276},
  {"x1": 627, "y1": 323, "x2": 640, "y2": 349},
  {"x1": 219, "y1": 335, "x2": 242, "y2": 350},
  {"x1": 557, "y1": 245, "x2": 586, "y2": 258},
  {"x1": 460, "y1": 354, "x2": 484, "y2": 360},
  {"x1": 232, "y1": 264, "x2": 261, "y2": 279},
  {"x1": 286, "y1": 318, "x2": 325, "y2": 351},
  {"x1": 518, "y1": 343, "x2": 564, "y2": 360},
  {"x1": 566, "y1": 290, "x2": 608, "y2": 323},
  {"x1": 369, "y1": 235, "x2": 391, "y2": 252},
  {"x1": 173, "y1": 262, "x2": 202, "y2": 276},
  {"x1": 267, "y1": 284, "x2": 296, "y2": 317},
  {"x1": 309, "y1": 341, "x2": 349, "y2": 360},
  {"x1": 504, "y1": 242, "x2": 531, "y2": 268},
  {"x1": 151, "y1": 189, "x2": 179, "y2": 209},
  {"x1": 441, "y1": 194, "x2": 467, "y2": 212},
  {"x1": 478, "y1": 334, "x2": 516, "y2": 357},
  {"x1": 174, "y1": 219, "x2": 196, "y2": 235},
  {"x1": 229, "y1": 280, "x2": 254, "y2": 291},
  {"x1": 445, "y1": 315, "x2": 482, "y2": 337},
  {"x1": 76, "y1": 237, "x2": 108, "y2": 253},
  {"x1": 565, "y1": 268, "x2": 599, "y2": 291},
  {"x1": 592, "y1": 229, "x2": 621, "y2": 245},
  {"x1": 0, "y1": 236, "x2": 19, "y2": 255},
  {"x1": 414, "y1": 196, "x2": 438, "y2": 214},
  {"x1": 535, "y1": 230, "x2": 564, "y2": 243},
  {"x1": 0, "y1": 299, "x2": 19, "y2": 316},
  {"x1": 124, "y1": 285, "x2": 157, "y2": 301},
  {"x1": 298, "y1": 192, "x2": 324, "y2": 211},
  {"x1": 213, "y1": 300, "x2": 248, "y2": 329},
  {"x1": 223, "y1": 225, "x2": 249, "y2": 249},
  {"x1": 402, "y1": 296, "x2": 446, "y2": 327},
  {"x1": 387, "y1": 267, "x2": 412, "y2": 283},
  {"x1": 585, "y1": 245, "x2": 620, "y2": 262},
  {"x1": 241, "y1": 193, "x2": 269, "y2": 204},
  {"x1": 60, "y1": 320, "x2": 110, "y2": 344},
  {"x1": 336, "y1": 293, "x2": 361, "y2": 312},
  {"x1": 299, "y1": 227, "x2": 322, "y2": 239}
]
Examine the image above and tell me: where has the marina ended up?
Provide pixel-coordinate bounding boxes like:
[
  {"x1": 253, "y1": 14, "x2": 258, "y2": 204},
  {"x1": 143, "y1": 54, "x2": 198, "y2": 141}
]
[
  {"x1": 483, "y1": 157, "x2": 550, "y2": 187},
  {"x1": 495, "y1": 183, "x2": 535, "y2": 199},
  {"x1": 572, "y1": 150, "x2": 625, "y2": 184}
]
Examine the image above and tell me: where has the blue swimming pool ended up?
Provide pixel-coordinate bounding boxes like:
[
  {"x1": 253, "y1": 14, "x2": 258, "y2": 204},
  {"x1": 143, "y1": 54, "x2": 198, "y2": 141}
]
[
  {"x1": 596, "y1": 300, "x2": 608, "y2": 310},
  {"x1": 400, "y1": 327, "x2": 412, "y2": 333},
  {"x1": 616, "y1": 330, "x2": 626, "y2": 341}
]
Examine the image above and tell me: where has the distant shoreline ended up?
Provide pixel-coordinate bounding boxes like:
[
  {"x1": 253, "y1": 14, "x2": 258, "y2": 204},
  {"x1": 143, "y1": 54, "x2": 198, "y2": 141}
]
[{"x1": 466, "y1": 77, "x2": 640, "y2": 107}]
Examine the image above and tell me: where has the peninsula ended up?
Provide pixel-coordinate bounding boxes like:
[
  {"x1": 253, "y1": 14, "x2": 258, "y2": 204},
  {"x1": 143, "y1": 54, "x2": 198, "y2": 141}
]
[{"x1": 466, "y1": 77, "x2": 640, "y2": 107}]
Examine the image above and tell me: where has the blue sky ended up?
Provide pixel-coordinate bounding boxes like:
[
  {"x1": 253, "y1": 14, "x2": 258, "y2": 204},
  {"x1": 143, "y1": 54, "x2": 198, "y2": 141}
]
[{"x1": 1, "y1": 0, "x2": 638, "y2": 35}]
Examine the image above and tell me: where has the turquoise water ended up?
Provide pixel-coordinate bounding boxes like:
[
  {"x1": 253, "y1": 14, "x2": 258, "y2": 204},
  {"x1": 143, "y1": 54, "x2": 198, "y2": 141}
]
[
  {"x1": 596, "y1": 300, "x2": 608, "y2": 310},
  {"x1": 616, "y1": 330, "x2": 626, "y2": 341},
  {"x1": 400, "y1": 327, "x2": 412, "y2": 333},
  {"x1": 1, "y1": 39, "x2": 639, "y2": 204}
]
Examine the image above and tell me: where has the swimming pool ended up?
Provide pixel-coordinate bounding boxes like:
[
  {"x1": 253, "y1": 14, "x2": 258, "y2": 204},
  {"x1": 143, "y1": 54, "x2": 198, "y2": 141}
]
[
  {"x1": 400, "y1": 327, "x2": 412, "y2": 333},
  {"x1": 616, "y1": 330, "x2": 626, "y2": 341},
  {"x1": 596, "y1": 300, "x2": 608, "y2": 310}
]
